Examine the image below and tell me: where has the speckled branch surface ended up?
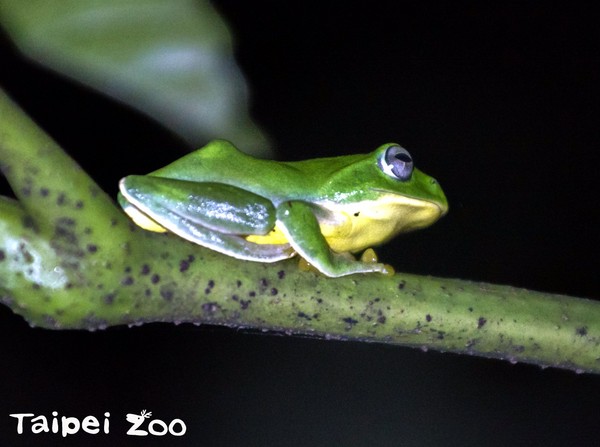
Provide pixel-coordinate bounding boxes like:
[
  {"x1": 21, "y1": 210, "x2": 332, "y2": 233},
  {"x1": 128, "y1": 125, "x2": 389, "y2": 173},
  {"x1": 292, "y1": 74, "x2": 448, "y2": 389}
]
[{"x1": 1, "y1": 88, "x2": 599, "y2": 373}]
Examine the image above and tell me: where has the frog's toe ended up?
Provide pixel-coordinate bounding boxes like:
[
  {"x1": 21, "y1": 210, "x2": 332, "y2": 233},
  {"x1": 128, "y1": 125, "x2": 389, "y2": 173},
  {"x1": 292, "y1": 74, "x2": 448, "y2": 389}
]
[{"x1": 360, "y1": 248, "x2": 379, "y2": 264}]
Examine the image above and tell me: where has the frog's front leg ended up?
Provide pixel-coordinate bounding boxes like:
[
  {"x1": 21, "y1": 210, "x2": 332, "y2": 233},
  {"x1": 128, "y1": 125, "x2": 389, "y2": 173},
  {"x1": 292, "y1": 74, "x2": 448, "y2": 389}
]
[
  {"x1": 119, "y1": 176, "x2": 294, "y2": 262},
  {"x1": 275, "y1": 201, "x2": 391, "y2": 277}
]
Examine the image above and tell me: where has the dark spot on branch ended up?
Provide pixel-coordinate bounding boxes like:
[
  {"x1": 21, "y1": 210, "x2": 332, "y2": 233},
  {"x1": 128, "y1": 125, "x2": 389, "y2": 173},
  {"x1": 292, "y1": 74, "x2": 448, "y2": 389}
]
[
  {"x1": 53, "y1": 218, "x2": 84, "y2": 260},
  {"x1": 40, "y1": 188, "x2": 49, "y2": 197},
  {"x1": 342, "y1": 317, "x2": 358, "y2": 326},
  {"x1": 277, "y1": 270, "x2": 285, "y2": 279},
  {"x1": 576, "y1": 326, "x2": 588, "y2": 336},
  {"x1": 270, "y1": 288, "x2": 278, "y2": 296},
  {"x1": 477, "y1": 317, "x2": 487, "y2": 329},
  {"x1": 398, "y1": 280, "x2": 406, "y2": 290},
  {"x1": 18, "y1": 243, "x2": 34, "y2": 263},
  {"x1": 22, "y1": 215, "x2": 38, "y2": 232},
  {"x1": 75, "y1": 200, "x2": 84, "y2": 209},
  {"x1": 104, "y1": 293, "x2": 115, "y2": 305},
  {"x1": 86, "y1": 244, "x2": 98, "y2": 253},
  {"x1": 160, "y1": 285, "x2": 174, "y2": 301},
  {"x1": 179, "y1": 259, "x2": 190, "y2": 272},
  {"x1": 151, "y1": 274, "x2": 160, "y2": 284},
  {"x1": 57, "y1": 193, "x2": 66, "y2": 206},
  {"x1": 298, "y1": 312, "x2": 312, "y2": 320},
  {"x1": 121, "y1": 276, "x2": 134, "y2": 286},
  {"x1": 207, "y1": 280, "x2": 215, "y2": 289},
  {"x1": 89, "y1": 185, "x2": 100, "y2": 197},
  {"x1": 240, "y1": 300, "x2": 251, "y2": 310},
  {"x1": 426, "y1": 314, "x2": 432, "y2": 322},
  {"x1": 202, "y1": 302, "x2": 220, "y2": 315},
  {"x1": 141, "y1": 264, "x2": 150, "y2": 275},
  {"x1": 0, "y1": 250, "x2": 5, "y2": 261}
]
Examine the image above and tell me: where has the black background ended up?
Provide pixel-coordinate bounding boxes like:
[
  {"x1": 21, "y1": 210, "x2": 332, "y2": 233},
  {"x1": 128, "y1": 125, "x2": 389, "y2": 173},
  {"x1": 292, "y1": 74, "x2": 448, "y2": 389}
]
[{"x1": 0, "y1": 2, "x2": 598, "y2": 446}]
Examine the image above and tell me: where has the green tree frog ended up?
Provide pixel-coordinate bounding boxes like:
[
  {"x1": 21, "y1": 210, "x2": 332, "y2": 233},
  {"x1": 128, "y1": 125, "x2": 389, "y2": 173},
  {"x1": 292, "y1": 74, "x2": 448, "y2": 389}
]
[{"x1": 118, "y1": 140, "x2": 448, "y2": 277}]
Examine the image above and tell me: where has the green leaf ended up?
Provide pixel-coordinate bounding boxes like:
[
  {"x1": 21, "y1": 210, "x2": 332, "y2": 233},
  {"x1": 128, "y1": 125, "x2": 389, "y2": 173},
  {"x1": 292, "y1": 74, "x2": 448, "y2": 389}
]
[{"x1": 0, "y1": 0, "x2": 270, "y2": 156}]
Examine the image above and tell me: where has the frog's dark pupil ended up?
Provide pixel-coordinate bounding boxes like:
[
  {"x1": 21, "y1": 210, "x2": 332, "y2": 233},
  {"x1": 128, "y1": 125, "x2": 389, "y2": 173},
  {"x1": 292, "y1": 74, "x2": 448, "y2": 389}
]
[{"x1": 394, "y1": 153, "x2": 412, "y2": 163}]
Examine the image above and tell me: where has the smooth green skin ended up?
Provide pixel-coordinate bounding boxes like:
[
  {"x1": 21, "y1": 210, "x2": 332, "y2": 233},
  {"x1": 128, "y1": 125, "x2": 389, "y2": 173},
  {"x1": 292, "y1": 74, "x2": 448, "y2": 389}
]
[{"x1": 119, "y1": 140, "x2": 448, "y2": 277}]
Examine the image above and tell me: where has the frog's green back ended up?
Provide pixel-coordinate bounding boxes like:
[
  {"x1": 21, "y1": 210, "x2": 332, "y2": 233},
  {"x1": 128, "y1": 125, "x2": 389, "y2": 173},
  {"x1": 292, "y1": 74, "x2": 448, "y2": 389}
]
[
  {"x1": 150, "y1": 139, "x2": 446, "y2": 209},
  {"x1": 151, "y1": 140, "x2": 369, "y2": 204}
]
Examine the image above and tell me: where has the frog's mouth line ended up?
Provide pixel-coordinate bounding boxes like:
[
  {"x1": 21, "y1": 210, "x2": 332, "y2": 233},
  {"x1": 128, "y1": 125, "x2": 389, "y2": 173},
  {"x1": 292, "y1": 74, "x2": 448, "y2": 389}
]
[{"x1": 368, "y1": 188, "x2": 449, "y2": 216}]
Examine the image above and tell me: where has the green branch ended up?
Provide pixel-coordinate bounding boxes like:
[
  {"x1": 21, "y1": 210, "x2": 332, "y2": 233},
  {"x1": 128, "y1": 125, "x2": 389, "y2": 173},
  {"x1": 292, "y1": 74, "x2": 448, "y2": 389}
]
[{"x1": 1, "y1": 88, "x2": 599, "y2": 373}]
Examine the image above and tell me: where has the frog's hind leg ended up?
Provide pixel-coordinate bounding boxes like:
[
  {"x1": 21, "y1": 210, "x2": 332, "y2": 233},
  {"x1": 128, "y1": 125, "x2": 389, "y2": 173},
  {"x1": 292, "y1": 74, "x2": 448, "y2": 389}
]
[{"x1": 120, "y1": 176, "x2": 294, "y2": 262}]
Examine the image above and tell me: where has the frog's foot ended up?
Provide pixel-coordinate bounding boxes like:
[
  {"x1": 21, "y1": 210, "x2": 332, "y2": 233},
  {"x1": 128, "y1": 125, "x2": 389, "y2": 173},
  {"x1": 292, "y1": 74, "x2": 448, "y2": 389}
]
[
  {"x1": 297, "y1": 252, "x2": 355, "y2": 275},
  {"x1": 297, "y1": 251, "x2": 394, "y2": 277}
]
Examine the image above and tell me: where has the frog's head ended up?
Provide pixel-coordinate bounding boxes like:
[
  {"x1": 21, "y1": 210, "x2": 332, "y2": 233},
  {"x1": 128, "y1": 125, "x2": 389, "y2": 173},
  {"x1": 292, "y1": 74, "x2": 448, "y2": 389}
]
[
  {"x1": 368, "y1": 143, "x2": 448, "y2": 230},
  {"x1": 325, "y1": 143, "x2": 448, "y2": 236}
]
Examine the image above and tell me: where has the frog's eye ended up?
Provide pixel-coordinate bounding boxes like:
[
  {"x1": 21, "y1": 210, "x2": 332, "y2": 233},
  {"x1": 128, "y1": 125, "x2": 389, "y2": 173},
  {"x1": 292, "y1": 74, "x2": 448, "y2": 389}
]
[{"x1": 380, "y1": 145, "x2": 413, "y2": 181}]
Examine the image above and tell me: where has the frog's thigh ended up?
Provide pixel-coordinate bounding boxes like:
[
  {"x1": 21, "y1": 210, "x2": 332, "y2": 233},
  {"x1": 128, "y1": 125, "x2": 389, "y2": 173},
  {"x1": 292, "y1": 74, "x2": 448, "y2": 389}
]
[
  {"x1": 275, "y1": 201, "x2": 388, "y2": 277},
  {"x1": 123, "y1": 176, "x2": 276, "y2": 234},
  {"x1": 122, "y1": 176, "x2": 293, "y2": 261}
]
